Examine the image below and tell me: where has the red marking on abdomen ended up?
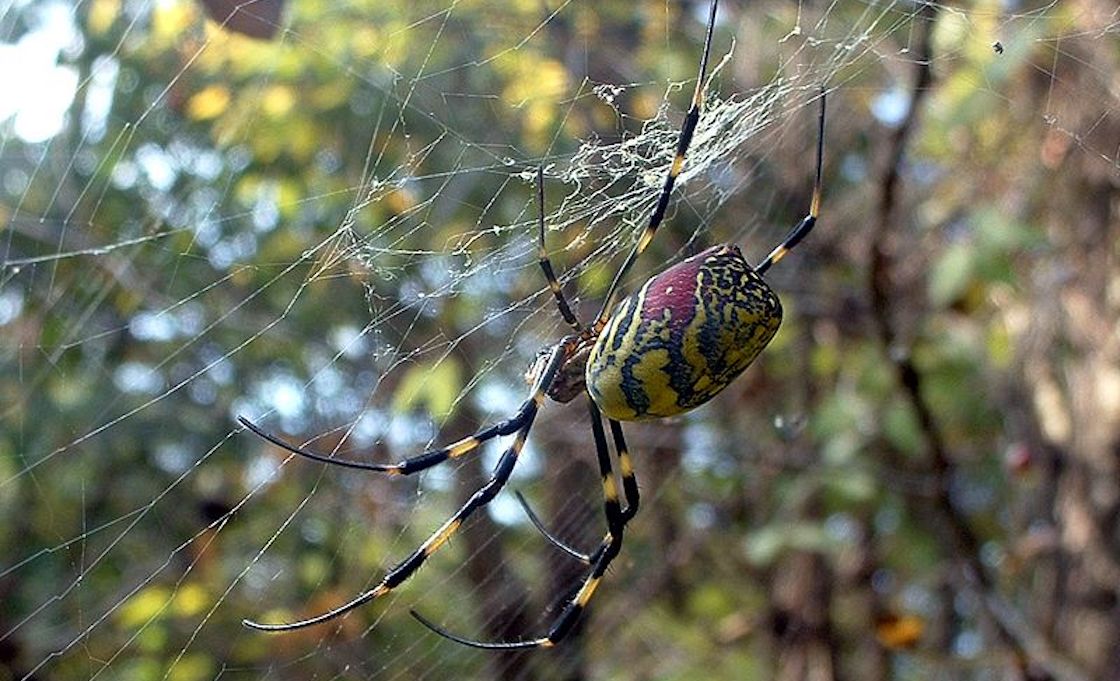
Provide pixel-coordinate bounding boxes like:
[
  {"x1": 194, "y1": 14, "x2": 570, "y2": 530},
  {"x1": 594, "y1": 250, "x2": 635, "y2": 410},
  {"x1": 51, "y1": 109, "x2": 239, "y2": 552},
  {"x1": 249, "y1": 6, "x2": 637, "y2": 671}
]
[{"x1": 638, "y1": 246, "x2": 727, "y2": 333}]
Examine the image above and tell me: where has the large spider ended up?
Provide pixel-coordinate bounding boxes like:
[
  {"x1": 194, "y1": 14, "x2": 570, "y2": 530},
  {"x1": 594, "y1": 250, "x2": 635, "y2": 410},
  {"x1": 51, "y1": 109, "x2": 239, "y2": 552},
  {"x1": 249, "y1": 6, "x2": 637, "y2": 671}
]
[{"x1": 239, "y1": 0, "x2": 827, "y2": 649}]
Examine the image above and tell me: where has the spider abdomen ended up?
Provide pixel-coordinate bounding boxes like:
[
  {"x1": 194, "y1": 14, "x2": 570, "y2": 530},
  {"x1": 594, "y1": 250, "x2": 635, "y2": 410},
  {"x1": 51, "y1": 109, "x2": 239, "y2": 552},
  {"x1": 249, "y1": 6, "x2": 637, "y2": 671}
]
[{"x1": 586, "y1": 244, "x2": 782, "y2": 421}]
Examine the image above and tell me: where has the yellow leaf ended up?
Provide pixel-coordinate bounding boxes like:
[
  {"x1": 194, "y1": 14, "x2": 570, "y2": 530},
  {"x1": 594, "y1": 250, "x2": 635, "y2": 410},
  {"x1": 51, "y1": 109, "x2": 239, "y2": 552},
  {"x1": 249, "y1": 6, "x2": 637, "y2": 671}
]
[
  {"x1": 167, "y1": 652, "x2": 214, "y2": 681},
  {"x1": 152, "y1": 0, "x2": 196, "y2": 40},
  {"x1": 262, "y1": 85, "x2": 296, "y2": 118},
  {"x1": 312, "y1": 81, "x2": 352, "y2": 110},
  {"x1": 88, "y1": 0, "x2": 120, "y2": 35},
  {"x1": 116, "y1": 586, "x2": 171, "y2": 628},
  {"x1": 285, "y1": 119, "x2": 319, "y2": 162},
  {"x1": 172, "y1": 583, "x2": 210, "y2": 618},
  {"x1": 350, "y1": 26, "x2": 382, "y2": 59},
  {"x1": 875, "y1": 612, "x2": 924, "y2": 650},
  {"x1": 391, "y1": 359, "x2": 463, "y2": 419},
  {"x1": 503, "y1": 58, "x2": 569, "y2": 105},
  {"x1": 186, "y1": 85, "x2": 231, "y2": 121}
]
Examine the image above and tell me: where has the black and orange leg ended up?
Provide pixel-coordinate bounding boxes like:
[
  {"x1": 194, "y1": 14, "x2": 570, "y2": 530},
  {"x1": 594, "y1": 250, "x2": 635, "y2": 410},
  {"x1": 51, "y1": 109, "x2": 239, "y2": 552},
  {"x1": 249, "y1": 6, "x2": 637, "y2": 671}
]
[
  {"x1": 241, "y1": 345, "x2": 567, "y2": 632},
  {"x1": 238, "y1": 343, "x2": 567, "y2": 476},
  {"x1": 515, "y1": 416, "x2": 638, "y2": 563},
  {"x1": 609, "y1": 419, "x2": 640, "y2": 521},
  {"x1": 411, "y1": 399, "x2": 639, "y2": 649},
  {"x1": 535, "y1": 166, "x2": 583, "y2": 332},
  {"x1": 756, "y1": 87, "x2": 827, "y2": 275},
  {"x1": 244, "y1": 418, "x2": 537, "y2": 631},
  {"x1": 593, "y1": 0, "x2": 720, "y2": 330},
  {"x1": 532, "y1": 413, "x2": 642, "y2": 644},
  {"x1": 509, "y1": 0, "x2": 719, "y2": 567}
]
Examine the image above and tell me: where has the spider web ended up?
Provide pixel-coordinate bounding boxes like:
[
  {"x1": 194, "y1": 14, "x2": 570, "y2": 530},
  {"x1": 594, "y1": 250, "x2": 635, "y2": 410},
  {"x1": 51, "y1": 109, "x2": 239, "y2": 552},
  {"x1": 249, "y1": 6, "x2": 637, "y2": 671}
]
[{"x1": 2, "y1": 0, "x2": 1118, "y2": 679}]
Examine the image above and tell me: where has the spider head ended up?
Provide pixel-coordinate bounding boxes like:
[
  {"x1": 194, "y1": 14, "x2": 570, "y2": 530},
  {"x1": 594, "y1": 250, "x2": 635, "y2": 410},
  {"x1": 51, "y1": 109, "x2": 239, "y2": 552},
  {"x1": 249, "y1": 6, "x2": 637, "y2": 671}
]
[{"x1": 525, "y1": 336, "x2": 593, "y2": 404}]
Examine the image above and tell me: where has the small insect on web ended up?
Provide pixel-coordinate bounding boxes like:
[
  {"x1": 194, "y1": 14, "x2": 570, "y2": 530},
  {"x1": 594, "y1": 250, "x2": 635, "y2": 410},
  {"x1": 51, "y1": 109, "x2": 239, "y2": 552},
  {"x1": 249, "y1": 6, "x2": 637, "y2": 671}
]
[{"x1": 238, "y1": 0, "x2": 828, "y2": 650}]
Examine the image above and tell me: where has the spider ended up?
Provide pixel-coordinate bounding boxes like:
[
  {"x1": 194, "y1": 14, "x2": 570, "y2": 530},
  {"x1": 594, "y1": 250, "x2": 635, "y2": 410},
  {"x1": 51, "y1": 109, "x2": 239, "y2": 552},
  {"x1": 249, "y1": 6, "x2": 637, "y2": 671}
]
[{"x1": 239, "y1": 0, "x2": 827, "y2": 649}]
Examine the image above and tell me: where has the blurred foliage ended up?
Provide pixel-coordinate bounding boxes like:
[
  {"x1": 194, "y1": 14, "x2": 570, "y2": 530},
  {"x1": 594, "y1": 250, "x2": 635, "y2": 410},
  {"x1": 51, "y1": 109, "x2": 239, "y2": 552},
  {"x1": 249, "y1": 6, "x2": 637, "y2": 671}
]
[{"x1": 2, "y1": 0, "x2": 1119, "y2": 680}]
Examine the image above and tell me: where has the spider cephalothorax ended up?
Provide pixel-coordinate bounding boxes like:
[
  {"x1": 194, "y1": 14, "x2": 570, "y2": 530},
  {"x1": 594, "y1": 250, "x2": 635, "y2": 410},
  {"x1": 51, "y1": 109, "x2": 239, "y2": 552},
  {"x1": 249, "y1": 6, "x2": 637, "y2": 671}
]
[
  {"x1": 535, "y1": 335, "x2": 592, "y2": 404},
  {"x1": 239, "y1": 0, "x2": 827, "y2": 650}
]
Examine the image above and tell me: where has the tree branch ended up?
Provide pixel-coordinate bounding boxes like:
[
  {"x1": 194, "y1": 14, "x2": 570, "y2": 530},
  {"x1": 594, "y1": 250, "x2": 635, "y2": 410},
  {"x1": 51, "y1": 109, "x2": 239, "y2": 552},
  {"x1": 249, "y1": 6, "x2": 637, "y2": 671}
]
[{"x1": 867, "y1": 4, "x2": 1089, "y2": 680}]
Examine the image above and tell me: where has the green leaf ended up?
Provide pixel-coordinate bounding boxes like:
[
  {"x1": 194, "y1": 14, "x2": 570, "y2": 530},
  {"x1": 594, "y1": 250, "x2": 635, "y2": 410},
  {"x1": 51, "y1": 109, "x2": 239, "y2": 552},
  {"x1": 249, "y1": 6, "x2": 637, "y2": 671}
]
[
  {"x1": 745, "y1": 522, "x2": 832, "y2": 566},
  {"x1": 822, "y1": 468, "x2": 877, "y2": 503},
  {"x1": 883, "y1": 400, "x2": 922, "y2": 457},
  {"x1": 391, "y1": 359, "x2": 464, "y2": 419},
  {"x1": 928, "y1": 243, "x2": 974, "y2": 307},
  {"x1": 167, "y1": 653, "x2": 215, "y2": 681}
]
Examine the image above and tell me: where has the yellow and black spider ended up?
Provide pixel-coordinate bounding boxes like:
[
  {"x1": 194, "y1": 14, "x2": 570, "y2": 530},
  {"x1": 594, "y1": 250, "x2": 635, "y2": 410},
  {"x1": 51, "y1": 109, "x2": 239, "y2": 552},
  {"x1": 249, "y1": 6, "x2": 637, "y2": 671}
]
[{"x1": 239, "y1": 0, "x2": 827, "y2": 650}]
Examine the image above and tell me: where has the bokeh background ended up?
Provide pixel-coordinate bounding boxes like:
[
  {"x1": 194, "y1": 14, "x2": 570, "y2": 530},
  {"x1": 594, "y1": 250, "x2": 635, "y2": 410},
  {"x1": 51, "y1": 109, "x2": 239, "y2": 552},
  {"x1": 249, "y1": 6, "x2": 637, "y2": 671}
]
[{"x1": 1, "y1": 0, "x2": 1118, "y2": 679}]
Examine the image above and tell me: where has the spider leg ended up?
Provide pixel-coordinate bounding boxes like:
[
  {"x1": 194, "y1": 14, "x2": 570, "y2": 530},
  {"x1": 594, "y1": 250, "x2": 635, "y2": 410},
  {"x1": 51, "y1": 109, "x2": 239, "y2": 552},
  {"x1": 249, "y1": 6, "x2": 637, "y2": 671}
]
[
  {"x1": 508, "y1": 0, "x2": 714, "y2": 573},
  {"x1": 412, "y1": 398, "x2": 639, "y2": 649},
  {"x1": 238, "y1": 343, "x2": 568, "y2": 476},
  {"x1": 513, "y1": 410, "x2": 639, "y2": 565},
  {"x1": 239, "y1": 411, "x2": 525, "y2": 476},
  {"x1": 514, "y1": 490, "x2": 592, "y2": 563},
  {"x1": 609, "y1": 419, "x2": 640, "y2": 522},
  {"x1": 244, "y1": 418, "x2": 537, "y2": 632},
  {"x1": 592, "y1": 0, "x2": 719, "y2": 332},
  {"x1": 519, "y1": 411, "x2": 642, "y2": 570},
  {"x1": 535, "y1": 166, "x2": 583, "y2": 332},
  {"x1": 242, "y1": 346, "x2": 567, "y2": 632},
  {"x1": 756, "y1": 87, "x2": 827, "y2": 275}
]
